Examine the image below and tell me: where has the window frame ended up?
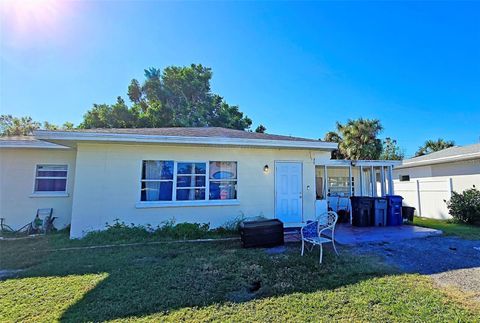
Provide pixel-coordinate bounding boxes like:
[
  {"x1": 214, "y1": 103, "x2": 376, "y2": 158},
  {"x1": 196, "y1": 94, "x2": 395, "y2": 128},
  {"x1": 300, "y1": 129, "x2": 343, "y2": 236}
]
[
  {"x1": 175, "y1": 161, "x2": 208, "y2": 201},
  {"x1": 327, "y1": 176, "x2": 354, "y2": 197},
  {"x1": 31, "y1": 164, "x2": 69, "y2": 197},
  {"x1": 140, "y1": 160, "x2": 175, "y2": 202},
  {"x1": 208, "y1": 161, "x2": 238, "y2": 201},
  {"x1": 138, "y1": 160, "x2": 239, "y2": 207}
]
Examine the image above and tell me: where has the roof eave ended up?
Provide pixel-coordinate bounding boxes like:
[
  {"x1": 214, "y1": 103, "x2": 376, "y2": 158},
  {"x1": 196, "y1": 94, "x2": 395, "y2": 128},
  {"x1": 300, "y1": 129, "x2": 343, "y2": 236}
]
[
  {"x1": 34, "y1": 130, "x2": 338, "y2": 150},
  {"x1": 395, "y1": 152, "x2": 480, "y2": 169},
  {"x1": 315, "y1": 159, "x2": 402, "y2": 166}
]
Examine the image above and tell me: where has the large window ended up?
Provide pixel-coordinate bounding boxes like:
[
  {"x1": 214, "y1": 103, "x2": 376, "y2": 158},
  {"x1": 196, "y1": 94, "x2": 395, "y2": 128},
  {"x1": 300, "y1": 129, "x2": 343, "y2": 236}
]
[
  {"x1": 34, "y1": 165, "x2": 68, "y2": 192},
  {"x1": 140, "y1": 160, "x2": 237, "y2": 202}
]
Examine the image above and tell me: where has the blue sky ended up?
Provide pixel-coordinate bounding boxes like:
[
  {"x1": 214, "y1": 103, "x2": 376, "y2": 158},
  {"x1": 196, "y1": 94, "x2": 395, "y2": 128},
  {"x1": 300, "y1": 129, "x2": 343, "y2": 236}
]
[{"x1": 1, "y1": 1, "x2": 479, "y2": 157}]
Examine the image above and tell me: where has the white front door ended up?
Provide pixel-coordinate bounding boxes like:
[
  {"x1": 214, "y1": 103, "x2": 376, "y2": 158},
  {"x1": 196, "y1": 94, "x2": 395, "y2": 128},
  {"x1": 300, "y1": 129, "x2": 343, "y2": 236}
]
[{"x1": 275, "y1": 161, "x2": 303, "y2": 223}]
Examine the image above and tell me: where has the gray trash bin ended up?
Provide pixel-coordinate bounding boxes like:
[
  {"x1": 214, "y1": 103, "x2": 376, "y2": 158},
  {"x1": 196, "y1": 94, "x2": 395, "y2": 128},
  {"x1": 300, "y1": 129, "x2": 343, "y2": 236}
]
[{"x1": 373, "y1": 198, "x2": 387, "y2": 226}]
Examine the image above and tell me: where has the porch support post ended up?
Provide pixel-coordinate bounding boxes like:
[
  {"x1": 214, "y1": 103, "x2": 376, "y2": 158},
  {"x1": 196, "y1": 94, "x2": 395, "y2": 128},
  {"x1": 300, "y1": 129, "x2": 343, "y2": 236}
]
[
  {"x1": 324, "y1": 165, "x2": 328, "y2": 202},
  {"x1": 348, "y1": 165, "x2": 353, "y2": 196},
  {"x1": 359, "y1": 166, "x2": 364, "y2": 196},
  {"x1": 348, "y1": 164, "x2": 353, "y2": 224},
  {"x1": 388, "y1": 166, "x2": 394, "y2": 195},
  {"x1": 370, "y1": 166, "x2": 376, "y2": 197},
  {"x1": 380, "y1": 166, "x2": 386, "y2": 197}
]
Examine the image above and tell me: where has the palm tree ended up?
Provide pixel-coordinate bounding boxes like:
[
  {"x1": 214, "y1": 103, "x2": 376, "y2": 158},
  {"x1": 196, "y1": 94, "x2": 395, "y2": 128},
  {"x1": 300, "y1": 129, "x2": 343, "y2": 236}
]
[
  {"x1": 323, "y1": 131, "x2": 342, "y2": 143},
  {"x1": 415, "y1": 138, "x2": 455, "y2": 157},
  {"x1": 323, "y1": 131, "x2": 345, "y2": 159},
  {"x1": 324, "y1": 118, "x2": 383, "y2": 160},
  {"x1": 0, "y1": 115, "x2": 41, "y2": 136},
  {"x1": 337, "y1": 118, "x2": 383, "y2": 160}
]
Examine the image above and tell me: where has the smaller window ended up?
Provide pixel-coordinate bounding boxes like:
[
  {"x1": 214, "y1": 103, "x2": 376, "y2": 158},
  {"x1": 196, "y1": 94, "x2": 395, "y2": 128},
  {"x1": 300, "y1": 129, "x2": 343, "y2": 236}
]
[
  {"x1": 399, "y1": 175, "x2": 410, "y2": 182},
  {"x1": 176, "y1": 162, "x2": 207, "y2": 201},
  {"x1": 327, "y1": 176, "x2": 353, "y2": 197},
  {"x1": 209, "y1": 161, "x2": 237, "y2": 200},
  {"x1": 141, "y1": 161, "x2": 174, "y2": 201},
  {"x1": 35, "y1": 165, "x2": 68, "y2": 192}
]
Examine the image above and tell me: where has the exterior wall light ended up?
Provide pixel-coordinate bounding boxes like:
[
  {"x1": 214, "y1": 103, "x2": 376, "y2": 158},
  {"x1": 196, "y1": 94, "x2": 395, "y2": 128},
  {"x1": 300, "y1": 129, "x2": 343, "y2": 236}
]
[{"x1": 263, "y1": 164, "x2": 269, "y2": 173}]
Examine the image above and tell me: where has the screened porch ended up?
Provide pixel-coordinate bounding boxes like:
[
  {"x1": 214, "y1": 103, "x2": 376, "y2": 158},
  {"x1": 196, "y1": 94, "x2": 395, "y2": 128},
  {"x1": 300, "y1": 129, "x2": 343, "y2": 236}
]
[{"x1": 314, "y1": 159, "x2": 402, "y2": 220}]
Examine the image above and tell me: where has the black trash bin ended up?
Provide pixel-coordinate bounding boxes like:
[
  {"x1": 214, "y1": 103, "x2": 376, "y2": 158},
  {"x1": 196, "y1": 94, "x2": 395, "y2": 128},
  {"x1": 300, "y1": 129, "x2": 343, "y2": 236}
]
[
  {"x1": 372, "y1": 198, "x2": 387, "y2": 226},
  {"x1": 351, "y1": 196, "x2": 373, "y2": 227},
  {"x1": 402, "y1": 206, "x2": 415, "y2": 222}
]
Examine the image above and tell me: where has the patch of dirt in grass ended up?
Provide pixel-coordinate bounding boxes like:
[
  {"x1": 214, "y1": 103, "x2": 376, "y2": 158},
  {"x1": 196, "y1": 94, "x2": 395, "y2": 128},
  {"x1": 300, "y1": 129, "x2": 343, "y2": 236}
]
[
  {"x1": 226, "y1": 279, "x2": 263, "y2": 303},
  {"x1": 431, "y1": 268, "x2": 480, "y2": 300}
]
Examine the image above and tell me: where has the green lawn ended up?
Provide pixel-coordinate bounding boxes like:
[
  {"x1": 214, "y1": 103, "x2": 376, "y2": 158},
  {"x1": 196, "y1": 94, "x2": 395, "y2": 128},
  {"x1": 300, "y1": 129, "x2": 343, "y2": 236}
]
[
  {"x1": 413, "y1": 216, "x2": 480, "y2": 240},
  {"x1": 0, "y1": 233, "x2": 478, "y2": 322}
]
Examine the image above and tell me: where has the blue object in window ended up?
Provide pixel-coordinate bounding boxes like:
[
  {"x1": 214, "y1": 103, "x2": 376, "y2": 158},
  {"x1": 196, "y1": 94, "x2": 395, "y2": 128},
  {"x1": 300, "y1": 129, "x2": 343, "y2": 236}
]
[
  {"x1": 211, "y1": 171, "x2": 235, "y2": 179},
  {"x1": 158, "y1": 182, "x2": 173, "y2": 201},
  {"x1": 177, "y1": 162, "x2": 206, "y2": 174}
]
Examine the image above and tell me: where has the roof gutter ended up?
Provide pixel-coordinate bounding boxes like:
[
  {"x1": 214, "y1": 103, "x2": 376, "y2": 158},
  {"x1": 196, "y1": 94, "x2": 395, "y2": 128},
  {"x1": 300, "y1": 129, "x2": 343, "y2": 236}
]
[
  {"x1": 34, "y1": 130, "x2": 338, "y2": 150},
  {"x1": 315, "y1": 159, "x2": 402, "y2": 166},
  {"x1": 395, "y1": 152, "x2": 480, "y2": 169}
]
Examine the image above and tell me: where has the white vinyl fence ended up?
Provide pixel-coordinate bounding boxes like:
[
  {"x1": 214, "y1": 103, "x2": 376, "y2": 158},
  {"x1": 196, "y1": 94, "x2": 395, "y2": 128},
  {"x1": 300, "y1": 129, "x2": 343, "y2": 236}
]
[{"x1": 394, "y1": 178, "x2": 453, "y2": 219}]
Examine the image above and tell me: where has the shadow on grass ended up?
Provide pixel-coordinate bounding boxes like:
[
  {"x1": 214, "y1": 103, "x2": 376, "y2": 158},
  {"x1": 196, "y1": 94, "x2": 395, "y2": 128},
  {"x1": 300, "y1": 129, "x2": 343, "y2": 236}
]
[{"x1": 1, "y1": 237, "x2": 394, "y2": 322}]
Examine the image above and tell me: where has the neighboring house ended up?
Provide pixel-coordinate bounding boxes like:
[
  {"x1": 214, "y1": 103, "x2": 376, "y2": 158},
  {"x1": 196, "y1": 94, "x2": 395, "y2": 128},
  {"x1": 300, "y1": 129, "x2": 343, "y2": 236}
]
[
  {"x1": 0, "y1": 136, "x2": 76, "y2": 229},
  {"x1": 1, "y1": 127, "x2": 398, "y2": 238},
  {"x1": 393, "y1": 143, "x2": 480, "y2": 219}
]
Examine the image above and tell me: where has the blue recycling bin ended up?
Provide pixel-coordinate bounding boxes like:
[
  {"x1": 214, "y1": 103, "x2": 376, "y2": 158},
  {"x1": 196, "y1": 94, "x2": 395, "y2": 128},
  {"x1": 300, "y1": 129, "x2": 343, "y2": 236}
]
[{"x1": 385, "y1": 195, "x2": 403, "y2": 226}]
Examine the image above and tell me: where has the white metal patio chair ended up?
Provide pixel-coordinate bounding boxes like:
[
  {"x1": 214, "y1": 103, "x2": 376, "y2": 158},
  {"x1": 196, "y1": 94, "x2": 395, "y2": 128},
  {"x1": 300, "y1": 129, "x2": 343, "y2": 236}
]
[{"x1": 300, "y1": 211, "x2": 339, "y2": 264}]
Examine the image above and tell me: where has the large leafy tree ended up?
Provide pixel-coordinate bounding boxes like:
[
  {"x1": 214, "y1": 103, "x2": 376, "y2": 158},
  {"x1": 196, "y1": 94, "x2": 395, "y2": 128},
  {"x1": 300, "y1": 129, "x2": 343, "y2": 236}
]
[
  {"x1": 325, "y1": 118, "x2": 383, "y2": 160},
  {"x1": 415, "y1": 138, "x2": 455, "y2": 157},
  {"x1": 0, "y1": 115, "x2": 74, "y2": 136},
  {"x1": 255, "y1": 124, "x2": 267, "y2": 133},
  {"x1": 81, "y1": 64, "x2": 253, "y2": 130},
  {"x1": 380, "y1": 137, "x2": 404, "y2": 160},
  {"x1": 0, "y1": 115, "x2": 40, "y2": 136}
]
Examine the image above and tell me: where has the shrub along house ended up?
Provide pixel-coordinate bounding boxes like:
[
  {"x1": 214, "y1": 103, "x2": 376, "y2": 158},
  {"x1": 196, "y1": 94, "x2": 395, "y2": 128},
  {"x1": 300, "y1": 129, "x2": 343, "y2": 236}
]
[{"x1": 1, "y1": 127, "x2": 399, "y2": 238}]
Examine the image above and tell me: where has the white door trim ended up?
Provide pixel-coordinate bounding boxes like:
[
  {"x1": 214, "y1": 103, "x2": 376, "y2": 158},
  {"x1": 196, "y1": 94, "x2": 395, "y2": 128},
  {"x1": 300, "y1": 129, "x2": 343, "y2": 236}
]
[{"x1": 274, "y1": 161, "x2": 304, "y2": 223}]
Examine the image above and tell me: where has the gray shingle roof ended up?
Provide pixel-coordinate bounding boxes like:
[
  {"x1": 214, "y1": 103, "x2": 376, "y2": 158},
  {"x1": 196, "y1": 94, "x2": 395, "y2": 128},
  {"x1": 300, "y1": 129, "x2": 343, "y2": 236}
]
[
  {"x1": 45, "y1": 127, "x2": 323, "y2": 143},
  {"x1": 0, "y1": 136, "x2": 68, "y2": 149},
  {"x1": 400, "y1": 143, "x2": 480, "y2": 167}
]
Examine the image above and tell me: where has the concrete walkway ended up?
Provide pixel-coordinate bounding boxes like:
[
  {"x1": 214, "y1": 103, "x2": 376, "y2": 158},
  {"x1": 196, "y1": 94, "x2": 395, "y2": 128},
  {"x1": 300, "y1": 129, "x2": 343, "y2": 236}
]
[{"x1": 284, "y1": 224, "x2": 442, "y2": 245}]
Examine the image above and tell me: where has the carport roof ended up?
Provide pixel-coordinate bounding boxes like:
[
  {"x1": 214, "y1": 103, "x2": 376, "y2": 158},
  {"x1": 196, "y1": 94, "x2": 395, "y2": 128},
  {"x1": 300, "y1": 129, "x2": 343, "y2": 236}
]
[{"x1": 0, "y1": 136, "x2": 69, "y2": 149}]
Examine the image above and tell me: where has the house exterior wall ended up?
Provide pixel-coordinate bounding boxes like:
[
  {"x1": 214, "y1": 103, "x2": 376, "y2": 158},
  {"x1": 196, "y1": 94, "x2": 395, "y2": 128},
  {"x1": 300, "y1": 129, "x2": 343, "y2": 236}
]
[
  {"x1": 0, "y1": 148, "x2": 76, "y2": 229},
  {"x1": 70, "y1": 143, "x2": 331, "y2": 238},
  {"x1": 394, "y1": 165, "x2": 433, "y2": 180},
  {"x1": 393, "y1": 159, "x2": 480, "y2": 219}
]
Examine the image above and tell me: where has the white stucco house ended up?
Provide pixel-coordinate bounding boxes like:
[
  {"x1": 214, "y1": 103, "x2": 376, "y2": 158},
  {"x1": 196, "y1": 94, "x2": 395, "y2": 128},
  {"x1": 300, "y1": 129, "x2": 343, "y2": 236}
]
[
  {"x1": 1, "y1": 127, "x2": 398, "y2": 238},
  {"x1": 393, "y1": 143, "x2": 480, "y2": 219}
]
